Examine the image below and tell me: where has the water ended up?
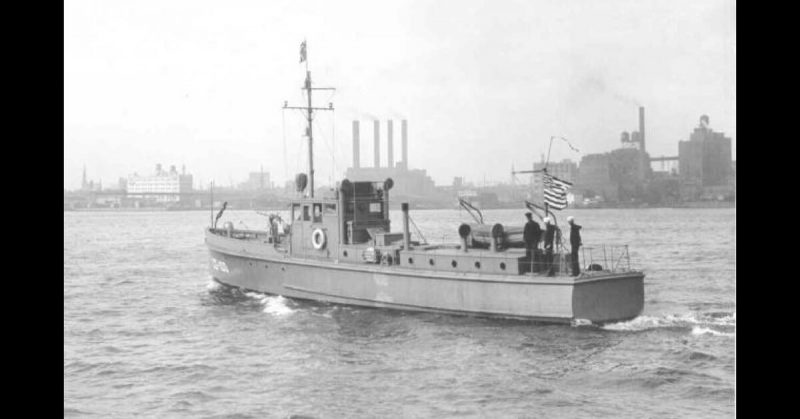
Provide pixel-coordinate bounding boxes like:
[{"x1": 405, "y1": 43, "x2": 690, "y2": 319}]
[{"x1": 64, "y1": 208, "x2": 735, "y2": 418}]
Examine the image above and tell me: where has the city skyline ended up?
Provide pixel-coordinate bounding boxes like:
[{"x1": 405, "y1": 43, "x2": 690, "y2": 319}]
[{"x1": 65, "y1": 0, "x2": 735, "y2": 190}]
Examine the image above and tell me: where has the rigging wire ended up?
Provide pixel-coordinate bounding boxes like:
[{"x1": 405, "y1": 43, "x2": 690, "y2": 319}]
[
  {"x1": 282, "y1": 109, "x2": 288, "y2": 182},
  {"x1": 408, "y1": 214, "x2": 428, "y2": 244}
]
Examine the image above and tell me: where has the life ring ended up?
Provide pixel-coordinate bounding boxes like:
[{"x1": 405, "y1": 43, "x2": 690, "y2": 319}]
[{"x1": 311, "y1": 228, "x2": 327, "y2": 250}]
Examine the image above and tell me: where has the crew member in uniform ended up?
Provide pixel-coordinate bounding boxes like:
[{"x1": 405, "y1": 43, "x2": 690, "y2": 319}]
[
  {"x1": 567, "y1": 216, "x2": 582, "y2": 276},
  {"x1": 543, "y1": 217, "x2": 556, "y2": 276},
  {"x1": 523, "y1": 212, "x2": 542, "y2": 272}
]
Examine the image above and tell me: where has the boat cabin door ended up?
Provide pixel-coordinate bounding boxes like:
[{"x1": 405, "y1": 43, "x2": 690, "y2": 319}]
[{"x1": 290, "y1": 201, "x2": 339, "y2": 258}]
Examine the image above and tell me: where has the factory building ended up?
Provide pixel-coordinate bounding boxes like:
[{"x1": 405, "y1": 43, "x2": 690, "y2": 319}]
[
  {"x1": 574, "y1": 107, "x2": 651, "y2": 203},
  {"x1": 345, "y1": 119, "x2": 437, "y2": 198},
  {"x1": 576, "y1": 153, "x2": 617, "y2": 202},
  {"x1": 127, "y1": 164, "x2": 193, "y2": 203},
  {"x1": 678, "y1": 115, "x2": 732, "y2": 187}
]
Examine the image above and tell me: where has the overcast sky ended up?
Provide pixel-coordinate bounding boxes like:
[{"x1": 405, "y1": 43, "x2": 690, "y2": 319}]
[{"x1": 64, "y1": 0, "x2": 735, "y2": 190}]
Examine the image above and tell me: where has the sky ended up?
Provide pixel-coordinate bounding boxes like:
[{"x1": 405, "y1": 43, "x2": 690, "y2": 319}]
[{"x1": 64, "y1": 0, "x2": 736, "y2": 190}]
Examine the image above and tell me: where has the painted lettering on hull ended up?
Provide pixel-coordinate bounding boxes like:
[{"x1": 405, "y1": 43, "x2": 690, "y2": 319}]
[
  {"x1": 373, "y1": 274, "x2": 393, "y2": 302},
  {"x1": 210, "y1": 258, "x2": 230, "y2": 273}
]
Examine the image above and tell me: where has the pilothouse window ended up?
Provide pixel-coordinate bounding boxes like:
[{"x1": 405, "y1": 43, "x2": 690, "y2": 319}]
[
  {"x1": 313, "y1": 203, "x2": 322, "y2": 222},
  {"x1": 303, "y1": 205, "x2": 310, "y2": 221},
  {"x1": 293, "y1": 204, "x2": 302, "y2": 221}
]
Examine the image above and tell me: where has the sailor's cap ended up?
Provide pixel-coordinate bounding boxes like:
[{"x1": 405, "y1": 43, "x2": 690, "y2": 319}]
[{"x1": 567, "y1": 216, "x2": 574, "y2": 223}]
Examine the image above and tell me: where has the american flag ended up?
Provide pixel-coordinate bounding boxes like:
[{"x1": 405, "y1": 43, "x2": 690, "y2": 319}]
[
  {"x1": 299, "y1": 40, "x2": 307, "y2": 63},
  {"x1": 543, "y1": 172, "x2": 572, "y2": 210}
]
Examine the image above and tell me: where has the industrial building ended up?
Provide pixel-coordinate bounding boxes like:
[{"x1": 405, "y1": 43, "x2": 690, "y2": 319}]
[
  {"x1": 678, "y1": 115, "x2": 732, "y2": 187},
  {"x1": 344, "y1": 119, "x2": 437, "y2": 199},
  {"x1": 575, "y1": 107, "x2": 652, "y2": 203},
  {"x1": 127, "y1": 164, "x2": 194, "y2": 203}
]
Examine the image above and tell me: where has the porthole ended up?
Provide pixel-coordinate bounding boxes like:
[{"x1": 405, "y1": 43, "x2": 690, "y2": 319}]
[
  {"x1": 475, "y1": 261, "x2": 481, "y2": 269},
  {"x1": 343, "y1": 250, "x2": 349, "y2": 257},
  {"x1": 264, "y1": 264, "x2": 269, "y2": 269},
  {"x1": 451, "y1": 260, "x2": 458, "y2": 268},
  {"x1": 429, "y1": 259, "x2": 435, "y2": 266},
  {"x1": 500, "y1": 262, "x2": 506, "y2": 270},
  {"x1": 408, "y1": 257, "x2": 414, "y2": 264}
]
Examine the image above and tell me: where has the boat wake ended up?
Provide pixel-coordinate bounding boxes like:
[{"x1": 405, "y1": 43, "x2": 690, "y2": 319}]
[
  {"x1": 602, "y1": 312, "x2": 735, "y2": 337},
  {"x1": 244, "y1": 292, "x2": 295, "y2": 316}
]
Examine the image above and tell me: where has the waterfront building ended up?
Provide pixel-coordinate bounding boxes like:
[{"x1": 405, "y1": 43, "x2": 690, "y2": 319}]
[
  {"x1": 239, "y1": 170, "x2": 271, "y2": 190},
  {"x1": 576, "y1": 153, "x2": 617, "y2": 202},
  {"x1": 127, "y1": 164, "x2": 193, "y2": 203},
  {"x1": 678, "y1": 115, "x2": 732, "y2": 187}
]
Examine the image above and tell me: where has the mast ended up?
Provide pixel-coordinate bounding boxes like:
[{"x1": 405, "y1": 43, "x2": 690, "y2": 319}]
[{"x1": 284, "y1": 41, "x2": 335, "y2": 198}]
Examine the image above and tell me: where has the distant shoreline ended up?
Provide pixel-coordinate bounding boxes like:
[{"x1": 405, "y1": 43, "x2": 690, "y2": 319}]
[{"x1": 66, "y1": 201, "x2": 734, "y2": 212}]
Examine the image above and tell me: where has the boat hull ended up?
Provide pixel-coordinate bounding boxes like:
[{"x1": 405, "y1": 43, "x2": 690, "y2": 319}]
[{"x1": 206, "y1": 233, "x2": 644, "y2": 324}]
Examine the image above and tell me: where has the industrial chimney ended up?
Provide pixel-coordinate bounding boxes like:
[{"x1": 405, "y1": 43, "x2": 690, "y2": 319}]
[
  {"x1": 401, "y1": 120, "x2": 408, "y2": 170},
  {"x1": 352, "y1": 120, "x2": 360, "y2": 169},
  {"x1": 387, "y1": 120, "x2": 394, "y2": 169},
  {"x1": 373, "y1": 120, "x2": 380, "y2": 168},
  {"x1": 638, "y1": 106, "x2": 646, "y2": 152}
]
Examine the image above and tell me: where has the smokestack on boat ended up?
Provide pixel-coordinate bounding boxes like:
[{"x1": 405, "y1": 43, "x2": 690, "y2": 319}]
[
  {"x1": 639, "y1": 106, "x2": 645, "y2": 152},
  {"x1": 373, "y1": 120, "x2": 380, "y2": 168},
  {"x1": 387, "y1": 120, "x2": 394, "y2": 168},
  {"x1": 401, "y1": 120, "x2": 408, "y2": 170},
  {"x1": 402, "y1": 203, "x2": 411, "y2": 250},
  {"x1": 352, "y1": 121, "x2": 360, "y2": 169}
]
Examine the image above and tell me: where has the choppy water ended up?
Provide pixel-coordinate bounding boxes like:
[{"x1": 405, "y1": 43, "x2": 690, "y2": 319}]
[{"x1": 64, "y1": 208, "x2": 735, "y2": 418}]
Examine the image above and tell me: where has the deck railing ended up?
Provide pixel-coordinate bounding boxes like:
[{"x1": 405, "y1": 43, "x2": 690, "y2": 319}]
[
  {"x1": 407, "y1": 233, "x2": 635, "y2": 275},
  {"x1": 581, "y1": 244, "x2": 632, "y2": 273}
]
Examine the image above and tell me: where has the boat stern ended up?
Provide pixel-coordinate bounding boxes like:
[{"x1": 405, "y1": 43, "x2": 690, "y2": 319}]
[{"x1": 571, "y1": 272, "x2": 645, "y2": 324}]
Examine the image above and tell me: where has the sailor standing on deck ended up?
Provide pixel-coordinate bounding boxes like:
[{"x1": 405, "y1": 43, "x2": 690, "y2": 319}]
[
  {"x1": 543, "y1": 217, "x2": 556, "y2": 276},
  {"x1": 567, "y1": 216, "x2": 582, "y2": 276},
  {"x1": 523, "y1": 212, "x2": 542, "y2": 272}
]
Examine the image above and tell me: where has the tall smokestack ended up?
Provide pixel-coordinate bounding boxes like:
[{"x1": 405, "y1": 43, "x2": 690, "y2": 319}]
[
  {"x1": 373, "y1": 120, "x2": 380, "y2": 168},
  {"x1": 401, "y1": 120, "x2": 408, "y2": 170},
  {"x1": 387, "y1": 120, "x2": 394, "y2": 169},
  {"x1": 352, "y1": 121, "x2": 360, "y2": 169},
  {"x1": 639, "y1": 106, "x2": 646, "y2": 152}
]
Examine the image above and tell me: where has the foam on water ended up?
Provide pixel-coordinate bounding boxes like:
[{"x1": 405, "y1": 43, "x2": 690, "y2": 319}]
[
  {"x1": 243, "y1": 292, "x2": 295, "y2": 316},
  {"x1": 691, "y1": 327, "x2": 735, "y2": 337},
  {"x1": 603, "y1": 312, "x2": 736, "y2": 334},
  {"x1": 261, "y1": 296, "x2": 294, "y2": 316},
  {"x1": 205, "y1": 280, "x2": 223, "y2": 291}
]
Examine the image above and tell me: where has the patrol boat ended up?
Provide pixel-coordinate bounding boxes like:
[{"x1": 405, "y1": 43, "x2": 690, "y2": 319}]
[{"x1": 204, "y1": 53, "x2": 644, "y2": 324}]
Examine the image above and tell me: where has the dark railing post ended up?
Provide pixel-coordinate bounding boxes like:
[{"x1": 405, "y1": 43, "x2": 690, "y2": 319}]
[{"x1": 626, "y1": 245, "x2": 631, "y2": 271}]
